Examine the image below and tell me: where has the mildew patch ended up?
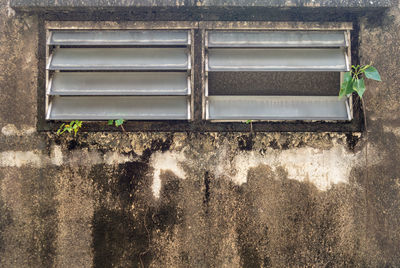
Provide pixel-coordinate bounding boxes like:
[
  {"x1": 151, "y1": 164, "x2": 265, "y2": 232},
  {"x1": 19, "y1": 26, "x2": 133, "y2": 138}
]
[
  {"x1": 1, "y1": 124, "x2": 35, "y2": 136},
  {"x1": 149, "y1": 151, "x2": 186, "y2": 199},
  {"x1": 217, "y1": 142, "x2": 365, "y2": 191}
]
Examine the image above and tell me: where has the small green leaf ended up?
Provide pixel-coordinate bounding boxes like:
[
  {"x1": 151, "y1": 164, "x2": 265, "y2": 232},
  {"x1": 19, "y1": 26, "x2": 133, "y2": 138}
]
[
  {"x1": 364, "y1": 66, "x2": 381, "y2": 81},
  {"x1": 115, "y1": 119, "x2": 125, "y2": 127},
  {"x1": 343, "y1": 72, "x2": 352, "y2": 83},
  {"x1": 56, "y1": 121, "x2": 82, "y2": 136},
  {"x1": 339, "y1": 87, "x2": 346, "y2": 99},
  {"x1": 339, "y1": 73, "x2": 354, "y2": 99},
  {"x1": 57, "y1": 123, "x2": 65, "y2": 135},
  {"x1": 353, "y1": 78, "x2": 366, "y2": 98},
  {"x1": 108, "y1": 120, "x2": 114, "y2": 126},
  {"x1": 245, "y1": 120, "x2": 252, "y2": 124},
  {"x1": 344, "y1": 79, "x2": 354, "y2": 95}
]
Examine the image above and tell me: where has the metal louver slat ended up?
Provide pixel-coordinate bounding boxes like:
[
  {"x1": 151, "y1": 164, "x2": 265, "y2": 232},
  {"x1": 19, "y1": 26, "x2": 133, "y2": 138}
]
[
  {"x1": 47, "y1": 96, "x2": 189, "y2": 120},
  {"x1": 49, "y1": 72, "x2": 189, "y2": 95},
  {"x1": 49, "y1": 30, "x2": 189, "y2": 46},
  {"x1": 48, "y1": 48, "x2": 189, "y2": 70},
  {"x1": 207, "y1": 48, "x2": 348, "y2": 71},
  {"x1": 207, "y1": 96, "x2": 350, "y2": 120},
  {"x1": 207, "y1": 31, "x2": 347, "y2": 48}
]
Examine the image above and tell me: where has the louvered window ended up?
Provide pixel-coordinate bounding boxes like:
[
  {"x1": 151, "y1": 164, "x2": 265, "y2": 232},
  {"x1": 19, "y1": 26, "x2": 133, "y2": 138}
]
[
  {"x1": 43, "y1": 22, "x2": 357, "y2": 131},
  {"x1": 46, "y1": 30, "x2": 192, "y2": 120},
  {"x1": 205, "y1": 30, "x2": 352, "y2": 121}
]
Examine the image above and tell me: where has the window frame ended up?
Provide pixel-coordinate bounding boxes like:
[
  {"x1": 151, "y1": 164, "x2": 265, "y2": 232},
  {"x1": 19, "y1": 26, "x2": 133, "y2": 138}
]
[{"x1": 37, "y1": 20, "x2": 363, "y2": 132}]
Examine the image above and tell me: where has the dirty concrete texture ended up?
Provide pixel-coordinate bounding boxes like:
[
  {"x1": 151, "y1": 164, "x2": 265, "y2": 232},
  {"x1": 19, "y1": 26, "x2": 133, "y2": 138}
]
[{"x1": 1, "y1": 0, "x2": 400, "y2": 267}]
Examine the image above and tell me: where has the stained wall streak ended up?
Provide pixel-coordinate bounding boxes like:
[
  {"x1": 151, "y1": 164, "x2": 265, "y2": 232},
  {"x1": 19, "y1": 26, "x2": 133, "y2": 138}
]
[
  {"x1": 54, "y1": 167, "x2": 94, "y2": 268},
  {"x1": 0, "y1": 168, "x2": 58, "y2": 268}
]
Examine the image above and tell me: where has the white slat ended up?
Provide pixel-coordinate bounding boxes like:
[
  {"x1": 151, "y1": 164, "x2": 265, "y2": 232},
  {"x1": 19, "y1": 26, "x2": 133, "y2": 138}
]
[
  {"x1": 207, "y1": 96, "x2": 350, "y2": 120},
  {"x1": 49, "y1": 72, "x2": 189, "y2": 95},
  {"x1": 47, "y1": 96, "x2": 189, "y2": 120},
  {"x1": 207, "y1": 48, "x2": 348, "y2": 72},
  {"x1": 208, "y1": 31, "x2": 348, "y2": 48},
  {"x1": 49, "y1": 30, "x2": 189, "y2": 46},
  {"x1": 48, "y1": 48, "x2": 189, "y2": 70}
]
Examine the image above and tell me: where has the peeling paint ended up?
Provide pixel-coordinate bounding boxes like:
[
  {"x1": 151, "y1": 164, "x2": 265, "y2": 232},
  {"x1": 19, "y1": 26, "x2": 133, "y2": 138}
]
[
  {"x1": 0, "y1": 149, "x2": 134, "y2": 168},
  {"x1": 103, "y1": 151, "x2": 133, "y2": 165},
  {"x1": 0, "y1": 151, "x2": 42, "y2": 167},
  {"x1": 150, "y1": 151, "x2": 186, "y2": 199},
  {"x1": 51, "y1": 145, "x2": 63, "y2": 166},
  {"x1": 1, "y1": 124, "x2": 35, "y2": 136},
  {"x1": 219, "y1": 142, "x2": 363, "y2": 191},
  {"x1": 6, "y1": 0, "x2": 15, "y2": 17}
]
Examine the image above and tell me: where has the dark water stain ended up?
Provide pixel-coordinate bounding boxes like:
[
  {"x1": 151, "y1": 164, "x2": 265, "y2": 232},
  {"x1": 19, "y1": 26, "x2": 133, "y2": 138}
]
[
  {"x1": 116, "y1": 161, "x2": 148, "y2": 204},
  {"x1": 269, "y1": 139, "x2": 280, "y2": 150},
  {"x1": 154, "y1": 173, "x2": 184, "y2": 232},
  {"x1": 90, "y1": 161, "x2": 148, "y2": 206},
  {"x1": 234, "y1": 165, "x2": 364, "y2": 267},
  {"x1": 0, "y1": 197, "x2": 12, "y2": 256},
  {"x1": 67, "y1": 139, "x2": 78, "y2": 150},
  {"x1": 346, "y1": 133, "x2": 360, "y2": 151},
  {"x1": 281, "y1": 139, "x2": 291, "y2": 150},
  {"x1": 203, "y1": 171, "x2": 211, "y2": 209},
  {"x1": 91, "y1": 164, "x2": 183, "y2": 267},
  {"x1": 26, "y1": 168, "x2": 58, "y2": 268},
  {"x1": 238, "y1": 134, "x2": 254, "y2": 151},
  {"x1": 91, "y1": 161, "x2": 153, "y2": 267},
  {"x1": 141, "y1": 136, "x2": 174, "y2": 162},
  {"x1": 92, "y1": 207, "x2": 152, "y2": 268},
  {"x1": 236, "y1": 238, "x2": 262, "y2": 268}
]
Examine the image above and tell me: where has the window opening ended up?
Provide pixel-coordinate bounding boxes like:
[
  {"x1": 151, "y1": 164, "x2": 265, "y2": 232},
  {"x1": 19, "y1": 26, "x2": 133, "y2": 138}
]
[
  {"x1": 204, "y1": 29, "x2": 352, "y2": 121},
  {"x1": 46, "y1": 29, "x2": 192, "y2": 120}
]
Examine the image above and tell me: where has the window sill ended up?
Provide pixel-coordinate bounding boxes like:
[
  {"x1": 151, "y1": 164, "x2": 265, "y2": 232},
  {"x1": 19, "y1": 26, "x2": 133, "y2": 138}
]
[{"x1": 38, "y1": 118, "x2": 363, "y2": 133}]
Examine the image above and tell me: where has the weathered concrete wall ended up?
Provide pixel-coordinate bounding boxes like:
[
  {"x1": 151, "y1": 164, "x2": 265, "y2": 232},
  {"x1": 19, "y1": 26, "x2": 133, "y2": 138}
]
[{"x1": 1, "y1": 0, "x2": 400, "y2": 267}]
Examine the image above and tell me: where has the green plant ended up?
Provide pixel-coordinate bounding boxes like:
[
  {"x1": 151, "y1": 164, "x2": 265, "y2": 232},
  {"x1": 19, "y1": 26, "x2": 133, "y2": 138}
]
[
  {"x1": 339, "y1": 64, "x2": 381, "y2": 99},
  {"x1": 245, "y1": 119, "x2": 253, "y2": 132},
  {"x1": 108, "y1": 119, "x2": 126, "y2": 131},
  {"x1": 57, "y1": 120, "x2": 83, "y2": 136},
  {"x1": 339, "y1": 64, "x2": 381, "y2": 185}
]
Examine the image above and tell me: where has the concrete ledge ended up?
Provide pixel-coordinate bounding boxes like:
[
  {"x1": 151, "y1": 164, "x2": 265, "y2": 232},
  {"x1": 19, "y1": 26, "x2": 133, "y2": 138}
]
[{"x1": 10, "y1": 0, "x2": 394, "y2": 11}]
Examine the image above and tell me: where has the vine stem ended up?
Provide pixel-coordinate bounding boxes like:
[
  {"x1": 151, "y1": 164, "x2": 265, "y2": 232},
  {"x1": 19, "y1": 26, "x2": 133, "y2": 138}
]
[
  {"x1": 361, "y1": 97, "x2": 368, "y2": 181},
  {"x1": 361, "y1": 96, "x2": 370, "y2": 246}
]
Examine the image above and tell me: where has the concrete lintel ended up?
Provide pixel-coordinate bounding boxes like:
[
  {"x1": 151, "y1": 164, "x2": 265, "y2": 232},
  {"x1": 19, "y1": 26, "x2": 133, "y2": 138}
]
[{"x1": 10, "y1": 0, "x2": 394, "y2": 12}]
